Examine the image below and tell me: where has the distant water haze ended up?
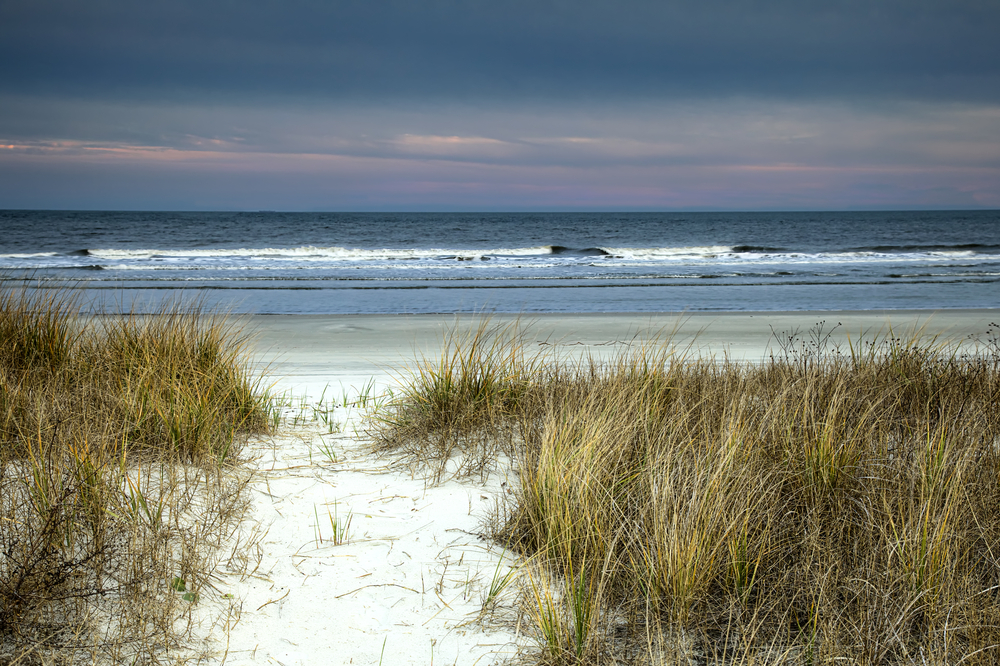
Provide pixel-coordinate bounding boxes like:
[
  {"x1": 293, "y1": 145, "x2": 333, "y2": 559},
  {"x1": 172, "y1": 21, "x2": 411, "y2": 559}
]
[{"x1": 2, "y1": 210, "x2": 998, "y2": 314}]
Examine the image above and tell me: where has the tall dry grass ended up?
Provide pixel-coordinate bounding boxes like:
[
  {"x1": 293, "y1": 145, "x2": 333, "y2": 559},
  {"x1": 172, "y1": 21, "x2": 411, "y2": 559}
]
[
  {"x1": 374, "y1": 320, "x2": 1000, "y2": 665},
  {"x1": 0, "y1": 284, "x2": 275, "y2": 663},
  {"x1": 373, "y1": 318, "x2": 542, "y2": 480}
]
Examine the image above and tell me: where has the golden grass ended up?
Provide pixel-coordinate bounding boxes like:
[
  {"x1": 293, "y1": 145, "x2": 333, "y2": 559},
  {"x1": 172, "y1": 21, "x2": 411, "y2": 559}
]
[
  {"x1": 372, "y1": 318, "x2": 542, "y2": 481},
  {"x1": 374, "y1": 319, "x2": 1000, "y2": 665},
  {"x1": 0, "y1": 284, "x2": 275, "y2": 663}
]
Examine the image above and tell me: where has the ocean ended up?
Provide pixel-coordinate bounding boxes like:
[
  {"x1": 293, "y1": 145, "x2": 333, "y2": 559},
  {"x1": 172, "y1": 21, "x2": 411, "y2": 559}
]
[{"x1": 1, "y1": 210, "x2": 998, "y2": 314}]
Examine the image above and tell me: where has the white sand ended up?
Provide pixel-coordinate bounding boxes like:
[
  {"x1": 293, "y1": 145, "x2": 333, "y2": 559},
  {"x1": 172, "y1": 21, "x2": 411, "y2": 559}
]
[
  {"x1": 209, "y1": 310, "x2": 997, "y2": 665},
  {"x1": 215, "y1": 415, "x2": 522, "y2": 665}
]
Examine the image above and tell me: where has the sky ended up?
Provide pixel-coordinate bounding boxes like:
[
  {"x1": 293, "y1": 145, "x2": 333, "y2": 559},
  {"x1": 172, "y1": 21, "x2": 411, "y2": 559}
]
[{"x1": 1, "y1": 0, "x2": 999, "y2": 211}]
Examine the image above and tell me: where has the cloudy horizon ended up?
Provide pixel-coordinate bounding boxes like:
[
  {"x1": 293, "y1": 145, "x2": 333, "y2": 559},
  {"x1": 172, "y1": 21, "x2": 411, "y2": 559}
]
[{"x1": 2, "y1": 0, "x2": 998, "y2": 211}]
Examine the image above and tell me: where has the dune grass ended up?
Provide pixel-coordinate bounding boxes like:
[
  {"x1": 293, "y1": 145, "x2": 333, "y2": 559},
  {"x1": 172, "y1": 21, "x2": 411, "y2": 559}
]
[
  {"x1": 372, "y1": 319, "x2": 1000, "y2": 665},
  {"x1": 373, "y1": 318, "x2": 542, "y2": 481},
  {"x1": 0, "y1": 284, "x2": 275, "y2": 663}
]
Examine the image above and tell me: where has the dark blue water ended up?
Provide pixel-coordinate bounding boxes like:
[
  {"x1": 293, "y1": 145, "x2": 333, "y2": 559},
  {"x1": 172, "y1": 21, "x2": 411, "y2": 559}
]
[{"x1": 1, "y1": 210, "x2": 998, "y2": 313}]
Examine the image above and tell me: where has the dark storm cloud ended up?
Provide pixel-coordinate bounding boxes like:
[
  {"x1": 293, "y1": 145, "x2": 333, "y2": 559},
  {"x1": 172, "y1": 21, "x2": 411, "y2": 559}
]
[{"x1": 2, "y1": 0, "x2": 999, "y2": 102}]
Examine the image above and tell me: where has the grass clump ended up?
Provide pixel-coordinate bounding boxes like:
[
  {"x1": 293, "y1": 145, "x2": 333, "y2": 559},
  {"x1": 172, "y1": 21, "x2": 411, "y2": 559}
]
[
  {"x1": 372, "y1": 318, "x2": 542, "y2": 480},
  {"x1": 375, "y1": 319, "x2": 1000, "y2": 665},
  {"x1": 0, "y1": 284, "x2": 275, "y2": 663}
]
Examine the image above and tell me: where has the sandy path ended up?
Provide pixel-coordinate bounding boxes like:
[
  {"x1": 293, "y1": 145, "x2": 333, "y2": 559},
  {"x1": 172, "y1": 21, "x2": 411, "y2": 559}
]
[{"x1": 216, "y1": 415, "x2": 522, "y2": 665}]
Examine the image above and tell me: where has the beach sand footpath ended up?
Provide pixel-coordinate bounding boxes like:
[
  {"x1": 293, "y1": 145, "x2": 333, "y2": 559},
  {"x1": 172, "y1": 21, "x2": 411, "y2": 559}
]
[
  {"x1": 212, "y1": 411, "x2": 522, "y2": 665},
  {"x1": 210, "y1": 310, "x2": 996, "y2": 665}
]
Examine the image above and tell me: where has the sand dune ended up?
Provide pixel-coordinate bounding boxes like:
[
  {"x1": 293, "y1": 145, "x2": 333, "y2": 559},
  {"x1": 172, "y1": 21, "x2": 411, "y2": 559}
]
[{"x1": 211, "y1": 310, "x2": 996, "y2": 665}]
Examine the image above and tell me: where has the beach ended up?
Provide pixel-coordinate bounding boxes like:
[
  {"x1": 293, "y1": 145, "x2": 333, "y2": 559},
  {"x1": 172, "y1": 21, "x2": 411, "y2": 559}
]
[
  {"x1": 210, "y1": 309, "x2": 998, "y2": 665},
  {"x1": 249, "y1": 309, "x2": 997, "y2": 395}
]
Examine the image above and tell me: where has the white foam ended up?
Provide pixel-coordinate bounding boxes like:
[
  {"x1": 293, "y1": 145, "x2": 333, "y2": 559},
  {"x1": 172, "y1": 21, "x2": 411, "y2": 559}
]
[
  {"x1": 0, "y1": 246, "x2": 989, "y2": 280},
  {"x1": 602, "y1": 245, "x2": 734, "y2": 259},
  {"x1": 85, "y1": 245, "x2": 556, "y2": 261}
]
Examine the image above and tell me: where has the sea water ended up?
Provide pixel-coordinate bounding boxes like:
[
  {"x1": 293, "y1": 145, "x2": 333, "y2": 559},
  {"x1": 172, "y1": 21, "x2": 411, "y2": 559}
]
[{"x1": 1, "y1": 210, "x2": 998, "y2": 314}]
